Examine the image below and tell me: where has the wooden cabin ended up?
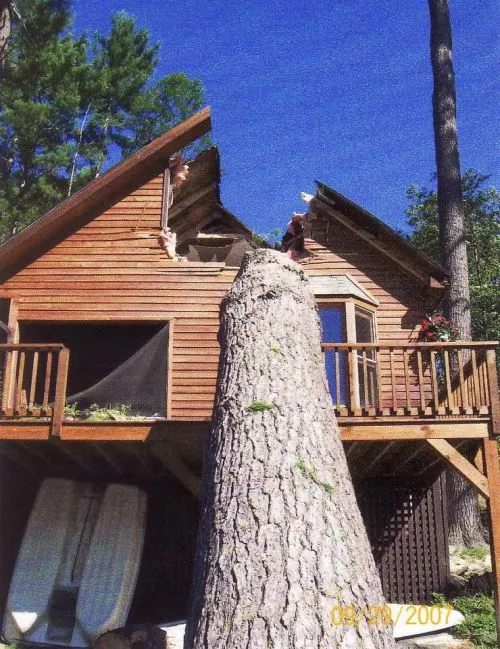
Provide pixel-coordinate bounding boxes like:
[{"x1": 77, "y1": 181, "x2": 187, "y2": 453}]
[{"x1": 0, "y1": 108, "x2": 498, "y2": 629}]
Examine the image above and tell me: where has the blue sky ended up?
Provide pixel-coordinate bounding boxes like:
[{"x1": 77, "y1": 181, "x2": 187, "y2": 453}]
[{"x1": 73, "y1": 0, "x2": 498, "y2": 236}]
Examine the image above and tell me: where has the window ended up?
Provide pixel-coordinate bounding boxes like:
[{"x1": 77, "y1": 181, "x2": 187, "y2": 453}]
[{"x1": 319, "y1": 301, "x2": 378, "y2": 411}]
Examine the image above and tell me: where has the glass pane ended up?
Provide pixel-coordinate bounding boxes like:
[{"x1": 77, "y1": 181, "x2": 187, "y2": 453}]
[
  {"x1": 357, "y1": 356, "x2": 378, "y2": 407},
  {"x1": 319, "y1": 306, "x2": 344, "y2": 342},
  {"x1": 355, "y1": 310, "x2": 374, "y2": 343},
  {"x1": 318, "y1": 306, "x2": 347, "y2": 406},
  {"x1": 355, "y1": 308, "x2": 378, "y2": 408}
]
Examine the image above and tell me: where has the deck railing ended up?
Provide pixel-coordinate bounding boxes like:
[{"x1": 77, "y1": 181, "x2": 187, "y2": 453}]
[
  {"x1": 321, "y1": 341, "x2": 499, "y2": 424},
  {"x1": 0, "y1": 344, "x2": 70, "y2": 435},
  {"x1": 0, "y1": 341, "x2": 497, "y2": 434}
]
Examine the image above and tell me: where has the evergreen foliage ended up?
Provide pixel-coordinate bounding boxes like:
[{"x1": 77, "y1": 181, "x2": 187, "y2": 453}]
[
  {"x1": 0, "y1": 0, "x2": 207, "y2": 242},
  {"x1": 406, "y1": 170, "x2": 500, "y2": 343}
]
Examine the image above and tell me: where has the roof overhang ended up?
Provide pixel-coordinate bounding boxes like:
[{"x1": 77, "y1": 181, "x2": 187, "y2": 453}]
[
  {"x1": 308, "y1": 274, "x2": 379, "y2": 306},
  {"x1": 313, "y1": 182, "x2": 448, "y2": 289}
]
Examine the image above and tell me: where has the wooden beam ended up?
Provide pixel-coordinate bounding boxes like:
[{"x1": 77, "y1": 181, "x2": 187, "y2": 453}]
[
  {"x1": 0, "y1": 423, "x2": 50, "y2": 440},
  {"x1": 339, "y1": 422, "x2": 489, "y2": 441},
  {"x1": 151, "y1": 442, "x2": 202, "y2": 500},
  {"x1": 483, "y1": 438, "x2": 500, "y2": 633},
  {"x1": 415, "y1": 439, "x2": 468, "y2": 476},
  {"x1": 59, "y1": 422, "x2": 152, "y2": 441},
  {"x1": 426, "y1": 439, "x2": 489, "y2": 499}
]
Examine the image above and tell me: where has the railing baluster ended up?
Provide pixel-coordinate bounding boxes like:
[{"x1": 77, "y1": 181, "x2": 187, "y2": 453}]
[
  {"x1": 15, "y1": 351, "x2": 26, "y2": 414},
  {"x1": 335, "y1": 348, "x2": 341, "y2": 408},
  {"x1": 416, "y1": 349, "x2": 426, "y2": 413},
  {"x1": 389, "y1": 347, "x2": 397, "y2": 413},
  {"x1": 457, "y1": 349, "x2": 471, "y2": 414},
  {"x1": 403, "y1": 348, "x2": 411, "y2": 413},
  {"x1": 429, "y1": 350, "x2": 443, "y2": 414},
  {"x1": 349, "y1": 346, "x2": 361, "y2": 416},
  {"x1": 470, "y1": 349, "x2": 480, "y2": 412},
  {"x1": 422, "y1": 348, "x2": 433, "y2": 416},
  {"x1": 375, "y1": 347, "x2": 383, "y2": 414},
  {"x1": 42, "y1": 352, "x2": 53, "y2": 415},
  {"x1": 443, "y1": 350, "x2": 459, "y2": 415},
  {"x1": 2, "y1": 348, "x2": 17, "y2": 415},
  {"x1": 2, "y1": 349, "x2": 11, "y2": 413},
  {"x1": 29, "y1": 351, "x2": 39, "y2": 413},
  {"x1": 479, "y1": 351, "x2": 488, "y2": 409},
  {"x1": 362, "y1": 349, "x2": 369, "y2": 411}
]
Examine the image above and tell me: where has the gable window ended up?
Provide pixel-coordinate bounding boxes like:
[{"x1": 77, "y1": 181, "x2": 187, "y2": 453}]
[{"x1": 314, "y1": 275, "x2": 378, "y2": 412}]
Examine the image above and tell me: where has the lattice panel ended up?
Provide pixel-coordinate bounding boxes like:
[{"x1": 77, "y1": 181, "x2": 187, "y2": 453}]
[{"x1": 356, "y1": 472, "x2": 449, "y2": 603}]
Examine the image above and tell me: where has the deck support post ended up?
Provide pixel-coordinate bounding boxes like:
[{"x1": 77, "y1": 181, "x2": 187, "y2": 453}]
[{"x1": 483, "y1": 438, "x2": 500, "y2": 635}]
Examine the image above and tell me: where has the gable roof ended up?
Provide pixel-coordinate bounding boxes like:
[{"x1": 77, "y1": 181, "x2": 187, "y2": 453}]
[
  {"x1": 0, "y1": 107, "x2": 211, "y2": 281},
  {"x1": 314, "y1": 182, "x2": 448, "y2": 288}
]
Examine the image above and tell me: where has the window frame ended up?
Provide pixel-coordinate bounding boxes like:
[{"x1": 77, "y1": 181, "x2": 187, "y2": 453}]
[{"x1": 318, "y1": 297, "x2": 378, "y2": 411}]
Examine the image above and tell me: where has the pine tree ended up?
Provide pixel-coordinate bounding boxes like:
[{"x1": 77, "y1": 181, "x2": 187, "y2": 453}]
[
  {"x1": 407, "y1": 171, "x2": 500, "y2": 344},
  {"x1": 427, "y1": 0, "x2": 485, "y2": 547},
  {"x1": 0, "y1": 1, "x2": 206, "y2": 242}
]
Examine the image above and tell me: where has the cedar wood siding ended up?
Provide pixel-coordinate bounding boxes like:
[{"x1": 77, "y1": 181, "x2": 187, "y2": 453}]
[
  {"x1": 0, "y1": 174, "x2": 236, "y2": 421},
  {"x1": 0, "y1": 184, "x2": 436, "y2": 420}
]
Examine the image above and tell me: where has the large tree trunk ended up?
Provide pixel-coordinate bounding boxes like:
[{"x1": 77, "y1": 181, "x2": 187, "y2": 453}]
[
  {"x1": 185, "y1": 250, "x2": 396, "y2": 649},
  {"x1": 428, "y1": 0, "x2": 484, "y2": 547}
]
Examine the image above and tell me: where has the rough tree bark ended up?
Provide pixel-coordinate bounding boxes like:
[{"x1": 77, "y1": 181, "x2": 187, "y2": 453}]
[
  {"x1": 185, "y1": 250, "x2": 396, "y2": 649},
  {"x1": 0, "y1": 1, "x2": 12, "y2": 72},
  {"x1": 428, "y1": 0, "x2": 485, "y2": 547}
]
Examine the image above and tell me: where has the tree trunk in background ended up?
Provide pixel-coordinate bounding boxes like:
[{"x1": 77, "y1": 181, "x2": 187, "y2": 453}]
[
  {"x1": 428, "y1": 0, "x2": 485, "y2": 547},
  {"x1": 186, "y1": 250, "x2": 396, "y2": 649},
  {"x1": 0, "y1": 1, "x2": 12, "y2": 72}
]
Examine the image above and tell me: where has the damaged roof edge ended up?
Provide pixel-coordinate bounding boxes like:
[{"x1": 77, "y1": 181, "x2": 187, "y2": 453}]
[
  {"x1": 0, "y1": 107, "x2": 212, "y2": 280},
  {"x1": 314, "y1": 181, "x2": 448, "y2": 286}
]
